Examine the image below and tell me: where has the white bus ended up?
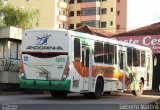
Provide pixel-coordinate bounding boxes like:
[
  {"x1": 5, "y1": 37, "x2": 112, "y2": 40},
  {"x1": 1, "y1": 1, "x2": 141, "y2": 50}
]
[{"x1": 19, "y1": 29, "x2": 153, "y2": 98}]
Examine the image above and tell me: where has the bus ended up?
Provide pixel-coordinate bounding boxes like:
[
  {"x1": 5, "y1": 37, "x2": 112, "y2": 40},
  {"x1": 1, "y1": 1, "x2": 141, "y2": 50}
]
[{"x1": 19, "y1": 29, "x2": 153, "y2": 98}]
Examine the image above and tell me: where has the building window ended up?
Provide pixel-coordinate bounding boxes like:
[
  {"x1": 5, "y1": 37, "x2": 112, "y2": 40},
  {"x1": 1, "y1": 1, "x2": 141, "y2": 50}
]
[
  {"x1": 117, "y1": 0, "x2": 120, "y2": 3},
  {"x1": 77, "y1": 0, "x2": 82, "y2": 3},
  {"x1": 94, "y1": 42, "x2": 103, "y2": 63},
  {"x1": 82, "y1": 7, "x2": 100, "y2": 16},
  {"x1": 110, "y1": 8, "x2": 113, "y2": 12},
  {"x1": 69, "y1": 11, "x2": 74, "y2": 16},
  {"x1": 69, "y1": 0, "x2": 74, "y2": 4},
  {"x1": 81, "y1": 0, "x2": 98, "y2": 2},
  {"x1": 64, "y1": 0, "x2": 69, "y2": 3},
  {"x1": 77, "y1": 11, "x2": 81, "y2": 16},
  {"x1": 10, "y1": 41, "x2": 21, "y2": 60},
  {"x1": 36, "y1": 22, "x2": 39, "y2": 27},
  {"x1": 117, "y1": 11, "x2": 120, "y2": 16},
  {"x1": 36, "y1": 10, "x2": 39, "y2": 14},
  {"x1": 18, "y1": 43, "x2": 21, "y2": 60},
  {"x1": 101, "y1": 22, "x2": 106, "y2": 28},
  {"x1": 10, "y1": 41, "x2": 17, "y2": 59},
  {"x1": 69, "y1": 24, "x2": 74, "y2": 29},
  {"x1": 101, "y1": 8, "x2": 107, "y2": 14},
  {"x1": 74, "y1": 38, "x2": 81, "y2": 61},
  {"x1": 117, "y1": 25, "x2": 120, "y2": 29},
  {"x1": 76, "y1": 23, "x2": 82, "y2": 28},
  {"x1": 0, "y1": 41, "x2": 5, "y2": 58},
  {"x1": 110, "y1": 21, "x2": 113, "y2": 26},
  {"x1": 82, "y1": 20, "x2": 100, "y2": 28},
  {"x1": 101, "y1": 0, "x2": 107, "y2": 1}
]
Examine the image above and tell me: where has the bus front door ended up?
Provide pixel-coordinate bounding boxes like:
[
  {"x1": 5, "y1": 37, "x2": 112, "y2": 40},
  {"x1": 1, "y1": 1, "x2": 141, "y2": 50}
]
[
  {"x1": 118, "y1": 50, "x2": 126, "y2": 90},
  {"x1": 146, "y1": 55, "x2": 153, "y2": 90}
]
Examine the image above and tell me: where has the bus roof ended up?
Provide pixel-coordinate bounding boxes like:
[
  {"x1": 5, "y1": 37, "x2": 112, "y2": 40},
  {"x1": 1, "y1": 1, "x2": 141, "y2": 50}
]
[
  {"x1": 24, "y1": 29, "x2": 152, "y2": 53},
  {"x1": 68, "y1": 30, "x2": 152, "y2": 53}
]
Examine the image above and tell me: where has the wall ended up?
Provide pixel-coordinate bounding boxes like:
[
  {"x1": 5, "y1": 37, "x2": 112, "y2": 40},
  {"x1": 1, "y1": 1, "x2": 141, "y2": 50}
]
[
  {"x1": 0, "y1": 71, "x2": 19, "y2": 83},
  {"x1": 8, "y1": 0, "x2": 55, "y2": 28},
  {"x1": 0, "y1": 26, "x2": 22, "y2": 40},
  {"x1": 0, "y1": 26, "x2": 22, "y2": 84}
]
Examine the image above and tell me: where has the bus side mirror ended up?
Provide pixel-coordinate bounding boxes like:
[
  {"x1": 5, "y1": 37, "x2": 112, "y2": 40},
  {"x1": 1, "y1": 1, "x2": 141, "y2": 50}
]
[{"x1": 154, "y1": 56, "x2": 157, "y2": 66}]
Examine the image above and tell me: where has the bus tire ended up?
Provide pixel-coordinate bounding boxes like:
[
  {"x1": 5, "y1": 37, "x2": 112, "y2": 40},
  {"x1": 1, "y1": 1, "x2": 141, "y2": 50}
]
[
  {"x1": 50, "y1": 91, "x2": 67, "y2": 98},
  {"x1": 91, "y1": 78, "x2": 103, "y2": 99},
  {"x1": 103, "y1": 91, "x2": 111, "y2": 95},
  {"x1": 132, "y1": 79, "x2": 144, "y2": 96}
]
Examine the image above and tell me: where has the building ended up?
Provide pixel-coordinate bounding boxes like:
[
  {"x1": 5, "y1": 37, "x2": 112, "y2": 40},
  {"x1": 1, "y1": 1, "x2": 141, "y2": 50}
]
[
  {"x1": 8, "y1": 0, "x2": 127, "y2": 34},
  {"x1": 69, "y1": 0, "x2": 127, "y2": 34},
  {"x1": 7, "y1": 0, "x2": 160, "y2": 33},
  {"x1": 0, "y1": 26, "x2": 22, "y2": 84},
  {"x1": 74, "y1": 25, "x2": 114, "y2": 37},
  {"x1": 7, "y1": 0, "x2": 72, "y2": 29}
]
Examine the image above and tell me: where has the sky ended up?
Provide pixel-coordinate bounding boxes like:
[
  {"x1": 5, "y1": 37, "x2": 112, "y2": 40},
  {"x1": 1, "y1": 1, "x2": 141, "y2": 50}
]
[{"x1": 127, "y1": 0, "x2": 160, "y2": 31}]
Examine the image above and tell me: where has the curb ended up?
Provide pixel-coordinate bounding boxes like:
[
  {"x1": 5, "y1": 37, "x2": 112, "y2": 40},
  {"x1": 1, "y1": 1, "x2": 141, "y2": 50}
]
[{"x1": 0, "y1": 91, "x2": 50, "y2": 95}]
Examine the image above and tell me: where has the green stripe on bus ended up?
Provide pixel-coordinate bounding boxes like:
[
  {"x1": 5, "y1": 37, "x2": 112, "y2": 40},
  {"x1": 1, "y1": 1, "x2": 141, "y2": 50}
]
[
  {"x1": 81, "y1": 38, "x2": 89, "y2": 45},
  {"x1": 131, "y1": 80, "x2": 136, "y2": 90},
  {"x1": 125, "y1": 67, "x2": 132, "y2": 74},
  {"x1": 19, "y1": 78, "x2": 71, "y2": 91}
]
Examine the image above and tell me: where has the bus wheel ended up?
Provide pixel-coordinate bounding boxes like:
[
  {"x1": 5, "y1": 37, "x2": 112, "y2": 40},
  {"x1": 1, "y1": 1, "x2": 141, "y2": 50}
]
[
  {"x1": 132, "y1": 80, "x2": 144, "y2": 96},
  {"x1": 92, "y1": 78, "x2": 103, "y2": 99},
  {"x1": 103, "y1": 91, "x2": 111, "y2": 95},
  {"x1": 50, "y1": 91, "x2": 67, "y2": 98}
]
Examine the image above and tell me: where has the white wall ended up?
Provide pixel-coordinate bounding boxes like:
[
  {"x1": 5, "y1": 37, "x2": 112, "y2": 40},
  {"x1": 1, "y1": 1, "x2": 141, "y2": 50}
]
[
  {"x1": 0, "y1": 26, "x2": 22, "y2": 40},
  {"x1": 127, "y1": 0, "x2": 160, "y2": 31}
]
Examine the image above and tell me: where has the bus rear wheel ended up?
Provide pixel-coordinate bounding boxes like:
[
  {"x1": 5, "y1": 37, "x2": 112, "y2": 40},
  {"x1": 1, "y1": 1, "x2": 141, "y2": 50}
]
[
  {"x1": 91, "y1": 78, "x2": 103, "y2": 99},
  {"x1": 103, "y1": 91, "x2": 111, "y2": 95},
  {"x1": 50, "y1": 91, "x2": 67, "y2": 98},
  {"x1": 132, "y1": 80, "x2": 144, "y2": 96}
]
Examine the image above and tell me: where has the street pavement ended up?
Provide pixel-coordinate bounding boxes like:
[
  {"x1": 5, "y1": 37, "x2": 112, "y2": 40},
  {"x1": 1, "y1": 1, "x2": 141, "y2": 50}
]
[{"x1": 0, "y1": 91, "x2": 160, "y2": 110}]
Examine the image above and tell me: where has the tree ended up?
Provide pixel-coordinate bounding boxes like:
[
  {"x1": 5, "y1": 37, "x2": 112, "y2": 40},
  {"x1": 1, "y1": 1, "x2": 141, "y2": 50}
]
[{"x1": 0, "y1": 0, "x2": 39, "y2": 29}]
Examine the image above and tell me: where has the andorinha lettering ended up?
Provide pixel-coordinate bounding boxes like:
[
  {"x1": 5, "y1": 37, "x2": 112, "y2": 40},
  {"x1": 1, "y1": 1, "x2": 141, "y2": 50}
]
[{"x1": 26, "y1": 46, "x2": 63, "y2": 50}]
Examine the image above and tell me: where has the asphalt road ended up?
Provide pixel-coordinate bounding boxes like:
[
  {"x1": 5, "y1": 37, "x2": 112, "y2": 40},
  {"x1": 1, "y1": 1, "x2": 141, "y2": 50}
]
[{"x1": 0, "y1": 92, "x2": 159, "y2": 110}]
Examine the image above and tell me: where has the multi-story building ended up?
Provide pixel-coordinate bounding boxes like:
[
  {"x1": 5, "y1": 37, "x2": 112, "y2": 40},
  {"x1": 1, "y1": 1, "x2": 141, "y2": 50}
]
[
  {"x1": 69, "y1": 0, "x2": 127, "y2": 33},
  {"x1": 7, "y1": 0, "x2": 70, "y2": 29},
  {"x1": 8, "y1": 0, "x2": 127, "y2": 34}
]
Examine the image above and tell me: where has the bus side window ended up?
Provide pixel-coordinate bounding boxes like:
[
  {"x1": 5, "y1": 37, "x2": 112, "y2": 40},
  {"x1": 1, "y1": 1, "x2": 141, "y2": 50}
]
[
  {"x1": 127, "y1": 48, "x2": 133, "y2": 66},
  {"x1": 94, "y1": 42, "x2": 103, "y2": 63},
  {"x1": 104, "y1": 44, "x2": 116, "y2": 65},
  {"x1": 141, "y1": 51, "x2": 146, "y2": 67},
  {"x1": 108, "y1": 44, "x2": 114, "y2": 64},
  {"x1": 114, "y1": 45, "x2": 117, "y2": 64},
  {"x1": 74, "y1": 38, "x2": 81, "y2": 61},
  {"x1": 133, "y1": 49, "x2": 140, "y2": 67},
  {"x1": 104, "y1": 43, "x2": 109, "y2": 64}
]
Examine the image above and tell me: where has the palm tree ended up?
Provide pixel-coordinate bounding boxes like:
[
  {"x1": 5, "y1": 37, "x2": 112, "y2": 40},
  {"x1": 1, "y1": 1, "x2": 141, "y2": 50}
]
[{"x1": 0, "y1": 0, "x2": 39, "y2": 29}]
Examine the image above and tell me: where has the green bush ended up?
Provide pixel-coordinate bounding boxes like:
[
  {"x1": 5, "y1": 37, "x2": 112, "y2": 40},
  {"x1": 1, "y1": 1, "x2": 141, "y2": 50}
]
[{"x1": 156, "y1": 99, "x2": 160, "y2": 110}]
